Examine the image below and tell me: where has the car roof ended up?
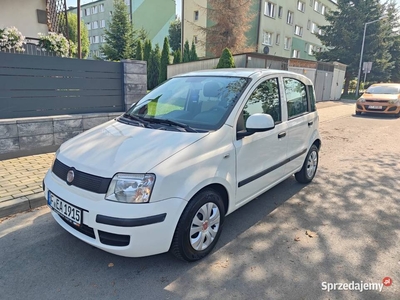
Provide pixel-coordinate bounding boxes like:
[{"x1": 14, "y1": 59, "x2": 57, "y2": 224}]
[
  {"x1": 370, "y1": 83, "x2": 400, "y2": 88},
  {"x1": 173, "y1": 68, "x2": 308, "y2": 79}
]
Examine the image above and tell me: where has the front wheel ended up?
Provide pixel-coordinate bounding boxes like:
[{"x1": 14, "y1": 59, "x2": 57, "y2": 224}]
[
  {"x1": 355, "y1": 111, "x2": 362, "y2": 115},
  {"x1": 170, "y1": 189, "x2": 225, "y2": 262},
  {"x1": 295, "y1": 145, "x2": 319, "y2": 184}
]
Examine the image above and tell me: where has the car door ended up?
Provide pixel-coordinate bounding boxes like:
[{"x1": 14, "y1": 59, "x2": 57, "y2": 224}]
[
  {"x1": 282, "y1": 77, "x2": 318, "y2": 174},
  {"x1": 234, "y1": 77, "x2": 288, "y2": 207}
]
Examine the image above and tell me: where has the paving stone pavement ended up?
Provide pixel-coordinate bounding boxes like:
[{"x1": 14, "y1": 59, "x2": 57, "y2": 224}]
[
  {"x1": 0, "y1": 153, "x2": 54, "y2": 217},
  {"x1": 0, "y1": 100, "x2": 355, "y2": 219}
]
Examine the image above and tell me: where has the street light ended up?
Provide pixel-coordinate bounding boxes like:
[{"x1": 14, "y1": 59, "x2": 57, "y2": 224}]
[{"x1": 355, "y1": 16, "x2": 387, "y2": 97}]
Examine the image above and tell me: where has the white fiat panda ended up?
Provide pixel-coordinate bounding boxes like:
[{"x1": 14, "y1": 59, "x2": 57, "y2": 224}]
[{"x1": 43, "y1": 69, "x2": 321, "y2": 261}]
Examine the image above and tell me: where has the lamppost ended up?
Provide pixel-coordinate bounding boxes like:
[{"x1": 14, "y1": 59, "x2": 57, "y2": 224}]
[{"x1": 355, "y1": 16, "x2": 386, "y2": 97}]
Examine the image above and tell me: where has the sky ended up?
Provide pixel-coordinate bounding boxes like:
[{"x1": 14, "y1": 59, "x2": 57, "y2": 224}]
[{"x1": 66, "y1": 0, "x2": 182, "y2": 17}]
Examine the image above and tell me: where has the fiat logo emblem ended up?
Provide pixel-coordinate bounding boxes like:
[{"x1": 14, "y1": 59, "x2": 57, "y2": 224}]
[{"x1": 66, "y1": 170, "x2": 75, "y2": 184}]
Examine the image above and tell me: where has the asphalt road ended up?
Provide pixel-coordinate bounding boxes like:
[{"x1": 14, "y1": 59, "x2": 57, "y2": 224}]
[{"x1": 1, "y1": 102, "x2": 399, "y2": 300}]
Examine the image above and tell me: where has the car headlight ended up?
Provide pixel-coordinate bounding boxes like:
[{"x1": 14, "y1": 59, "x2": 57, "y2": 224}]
[
  {"x1": 388, "y1": 99, "x2": 400, "y2": 104},
  {"x1": 358, "y1": 97, "x2": 366, "y2": 103},
  {"x1": 105, "y1": 173, "x2": 155, "y2": 203}
]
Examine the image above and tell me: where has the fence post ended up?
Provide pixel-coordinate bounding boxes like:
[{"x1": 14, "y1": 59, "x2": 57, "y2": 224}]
[{"x1": 121, "y1": 59, "x2": 147, "y2": 111}]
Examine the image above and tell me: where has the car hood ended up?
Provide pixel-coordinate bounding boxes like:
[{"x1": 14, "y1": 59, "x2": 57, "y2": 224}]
[
  {"x1": 362, "y1": 93, "x2": 399, "y2": 101},
  {"x1": 57, "y1": 120, "x2": 209, "y2": 177}
]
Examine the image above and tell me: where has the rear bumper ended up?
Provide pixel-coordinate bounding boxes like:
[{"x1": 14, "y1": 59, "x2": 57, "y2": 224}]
[{"x1": 356, "y1": 103, "x2": 400, "y2": 114}]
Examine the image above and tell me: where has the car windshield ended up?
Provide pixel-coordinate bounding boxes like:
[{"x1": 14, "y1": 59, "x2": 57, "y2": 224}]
[
  {"x1": 366, "y1": 86, "x2": 400, "y2": 94},
  {"x1": 124, "y1": 76, "x2": 249, "y2": 131}
]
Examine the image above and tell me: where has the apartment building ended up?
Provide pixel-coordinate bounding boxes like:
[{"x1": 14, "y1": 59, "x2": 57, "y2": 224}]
[
  {"x1": 70, "y1": 0, "x2": 175, "y2": 59},
  {"x1": 182, "y1": 0, "x2": 338, "y2": 60}
]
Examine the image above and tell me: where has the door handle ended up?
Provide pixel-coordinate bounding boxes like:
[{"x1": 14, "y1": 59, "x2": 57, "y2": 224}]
[
  {"x1": 278, "y1": 132, "x2": 286, "y2": 139},
  {"x1": 308, "y1": 121, "x2": 314, "y2": 126}
]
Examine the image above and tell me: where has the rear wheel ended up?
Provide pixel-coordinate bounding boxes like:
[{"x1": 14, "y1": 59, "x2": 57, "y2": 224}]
[
  {"x1": 295, "y1": 145, "x2": 319, "y2": 184},
  {"x1": 170, "y1": 189, "x2": 225, "y2": 262}
]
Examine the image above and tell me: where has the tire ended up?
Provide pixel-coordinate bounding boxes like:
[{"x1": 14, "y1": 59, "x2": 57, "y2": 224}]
[
  {"x1": 170, "y1": 188, "x2": 225, "y2": 262},
  {"x1": 295, "y1": 144, "x2": 319, "y2": 184},
  {"x1": 356, "y1": 111, "x2": 362, "y2": 115}
]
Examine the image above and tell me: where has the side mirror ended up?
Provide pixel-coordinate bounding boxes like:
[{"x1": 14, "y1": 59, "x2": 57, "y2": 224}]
[{"x1": 237, "y1": 113, "x2": 275, "y2": 139}]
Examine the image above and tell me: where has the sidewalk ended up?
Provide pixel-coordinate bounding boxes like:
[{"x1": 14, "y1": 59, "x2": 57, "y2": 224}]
[
  {"x1": 0, "y1": 100, "x2": 354, "y2": 218},
  {"x1": 0, "y1": 153, "x2": 54, "y2": 218}
]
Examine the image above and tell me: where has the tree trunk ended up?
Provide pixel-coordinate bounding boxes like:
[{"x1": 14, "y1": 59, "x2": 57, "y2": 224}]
[{"x1": 343, "y1": 73, "x2": 350, "y2": 95}]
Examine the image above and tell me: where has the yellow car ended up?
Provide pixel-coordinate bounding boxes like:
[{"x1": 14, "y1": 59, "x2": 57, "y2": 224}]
[{"x1": 356, "y1": 83, "x2": 400, "y2": 117}]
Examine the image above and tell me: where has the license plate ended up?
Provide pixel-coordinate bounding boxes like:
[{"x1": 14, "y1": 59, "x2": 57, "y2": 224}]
[
  {"x1": 368, "y1": 105, "x2": 382, "y2": 109},
  {"x1": 48, "y1": 191, "x2": 82, "y2": 225}
]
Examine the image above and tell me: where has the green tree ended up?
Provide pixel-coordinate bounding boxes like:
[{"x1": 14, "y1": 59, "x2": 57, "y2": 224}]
[
  {"x1": 386, "y1": 0, "x2": 400, "y2": 82},
  {"x1": 190, "y1": 41, "x2": 199, "y2": 61},
  {"x1": 183, "y1": 40, "x2": 190, "y2": 62},
  {"x1": 168, "y1": 19, "x2": 181, "y2": 52},
  {"x1": 173, "y1": 49, "x2": 182, "y2": 64},
  {"x1": 316, "y1": 0, "x2": 392, "y2": 94},
  {"x1": 66, "y1": 13, "x2": 89, "y2": 58},
  {"x1": 216, "y1": 48, "x2": 235, "y2": 68},
  {"x1": 100, "y1": 0, "x2": 135, "y2": 60},
  {"x1": 135, "y1": 39, "x2": 144, "y2": 60},
  {"x1": 159, "y1": 37, "x2": 170, "y2": 83},
  {"x1": 148, "y1": 44, "x2": 161, "y2": 90},
  {"x1": 144, "y1": 39, "x2": 152, "y2": 63}
]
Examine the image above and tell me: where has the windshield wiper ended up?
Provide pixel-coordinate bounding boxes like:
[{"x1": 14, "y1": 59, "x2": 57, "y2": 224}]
[
  {"x1": 143, "y1": 117, "x2": 198, "y2": 132},
  {"x1": 121, "y1": 113, "x2": 152, "y2": 128}
]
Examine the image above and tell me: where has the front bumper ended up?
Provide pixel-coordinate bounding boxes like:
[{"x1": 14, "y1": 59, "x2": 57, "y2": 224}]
[
  {"x1": 43, "y1": 170, "x2": 187, "y2": 257},
  {"x1": 356, "y1": 102, "x2": 400, "y2": 114}
]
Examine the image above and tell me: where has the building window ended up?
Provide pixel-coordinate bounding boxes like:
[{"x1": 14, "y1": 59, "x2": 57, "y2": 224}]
[
  {"x1": 314, "y1": 1, "x2": 326, "y2": 14},
  {"x1": 292, "y1": 49, "x2": 300, "y2": 58},
  {"x1": 109, "y1": 11, "x2": 113, "y2": 16},
  {"x1": 308, "y1": 44, "x2": 314, "y2": 55},
  {"x1": 91, "y1": 6, "x2": 98, "y2": 14},
  {"x1": 100, "y1": 4, "x2": 104, "y2": 12},
  {"x1": 287, "y1": 11, "x2": 293, "y2": 25},
  {"x1": 92, "y1": 21, "x2": 98, "y2": 29},
  {"x1": 264, "y1": 2, "x2": 276, "y2": 18},
  {"x1": 311, "y1": 22, "x2": 319, "y2": 33},
  {"x1": 193, "y1": 35, "x2": 198, "y2": 44},
  {"x1": 194, "y1": 10, "x2": 199, "y2": 21},
  {"x1": 94, "y1": 36, "x2": 99, "y2": 43},
  {"x1": 294, "y1": 25, "x2": 303, "y2": 36},
  {"x1": 297, "y1": 1, "x2": 305, "y2": 12},
  {"x1": 101, "y1": 35, "x2": 106, "y2": 43},
  {"x1": 284, "y1": 37, "x2": 291, "y2": 50},
  {"x1": 86, "y1": 22, "x2": 91, "y2": 30},
  {"x1": 275, "y1": 33, "x2": 280, "y2": 45},
  {"x1": 85, "y1": 8, "x2": 90, "y2": 16},
  {"x1": 278, "y1": 6, "x2": 283, "y2": 18},
  {"x1": 124, "y1": 0, "x2": 130, "y2": 5},
  {"x1": 100, "y1": 20, "x2": 106, "y2": 28},
  {"x1": 262, "y1": 31, "x2": 273, "y2": 46}
]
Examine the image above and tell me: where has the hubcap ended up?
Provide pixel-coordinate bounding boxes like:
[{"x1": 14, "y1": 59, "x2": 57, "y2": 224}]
[
  {"x1": 190, "y1": 202, "x2": 220, "y2": 251},
  {"x1": 306, "y1": 150, "x2": 318, "y2": 178}
]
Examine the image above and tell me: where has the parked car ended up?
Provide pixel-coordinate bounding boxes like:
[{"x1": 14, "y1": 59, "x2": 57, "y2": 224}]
[
  {"x1": 43, "y1": 69, "x2": 321, "y2": 261},
  {"x1": 356, "y1": 83, "x2": 400, "y2": 117}
]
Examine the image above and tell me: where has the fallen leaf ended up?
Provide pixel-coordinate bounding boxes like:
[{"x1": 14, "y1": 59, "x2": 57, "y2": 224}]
[
  {"x1": 306, "y1": 230, "x2": 317, "y2": 238},
  {"x1": 294, "y1": 236, "x2": 300, "y2": 242},
  {"x1": 108, "y1": 263, "x2": 114, "y2": 268}
]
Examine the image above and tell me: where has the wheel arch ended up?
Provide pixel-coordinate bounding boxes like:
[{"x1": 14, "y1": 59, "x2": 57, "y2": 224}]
[{"x1": 189, "y1": 183, "x2": 230, "y2": 216}]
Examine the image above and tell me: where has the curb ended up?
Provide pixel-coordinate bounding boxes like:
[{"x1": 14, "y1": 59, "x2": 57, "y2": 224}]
[{"x1": 0, "y1": 193, "x2": 46, "y2": 218}]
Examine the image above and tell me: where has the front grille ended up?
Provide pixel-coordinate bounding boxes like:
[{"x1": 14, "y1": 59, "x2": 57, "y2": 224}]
[
  {"x1": 60, "y1": 216, "x2": 96, "y2": 239},
  {"x1": 98, "y1": 230, "x2": 130, "y2": 246},
  {"x1": 52, "y1": 159, "x2": 111, "y2": 194},
  {"x1": 366, "y1": 100, "x2": 389, "y2": 103}
]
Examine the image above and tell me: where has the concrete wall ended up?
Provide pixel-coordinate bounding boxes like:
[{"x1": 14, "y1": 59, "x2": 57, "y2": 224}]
[
  {"x1": 0, "y1": 0, "x2": 48, "y2": 38},
  {"x1": 0, "y1": 112, "x2": 122, "y2": 158}
]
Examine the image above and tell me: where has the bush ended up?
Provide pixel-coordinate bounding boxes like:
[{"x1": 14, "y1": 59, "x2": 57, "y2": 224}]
[
  {"x1": 38, "y1": 32, "x2": 71, "y2": 57},
  {"x1": 216, "y1": 48, "x2": 235, "y2": 68},
  {"x1": 0, "y1": 26, "x2": 25, "y2": 52}
]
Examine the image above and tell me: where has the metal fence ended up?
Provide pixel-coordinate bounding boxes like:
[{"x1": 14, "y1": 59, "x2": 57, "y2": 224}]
[
  {"x1": 1, "y1": 38, "x2": 57, "y2": 57},
  {"x1": 0, "y1": 52, "x2": 124, "y2": 119}
]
